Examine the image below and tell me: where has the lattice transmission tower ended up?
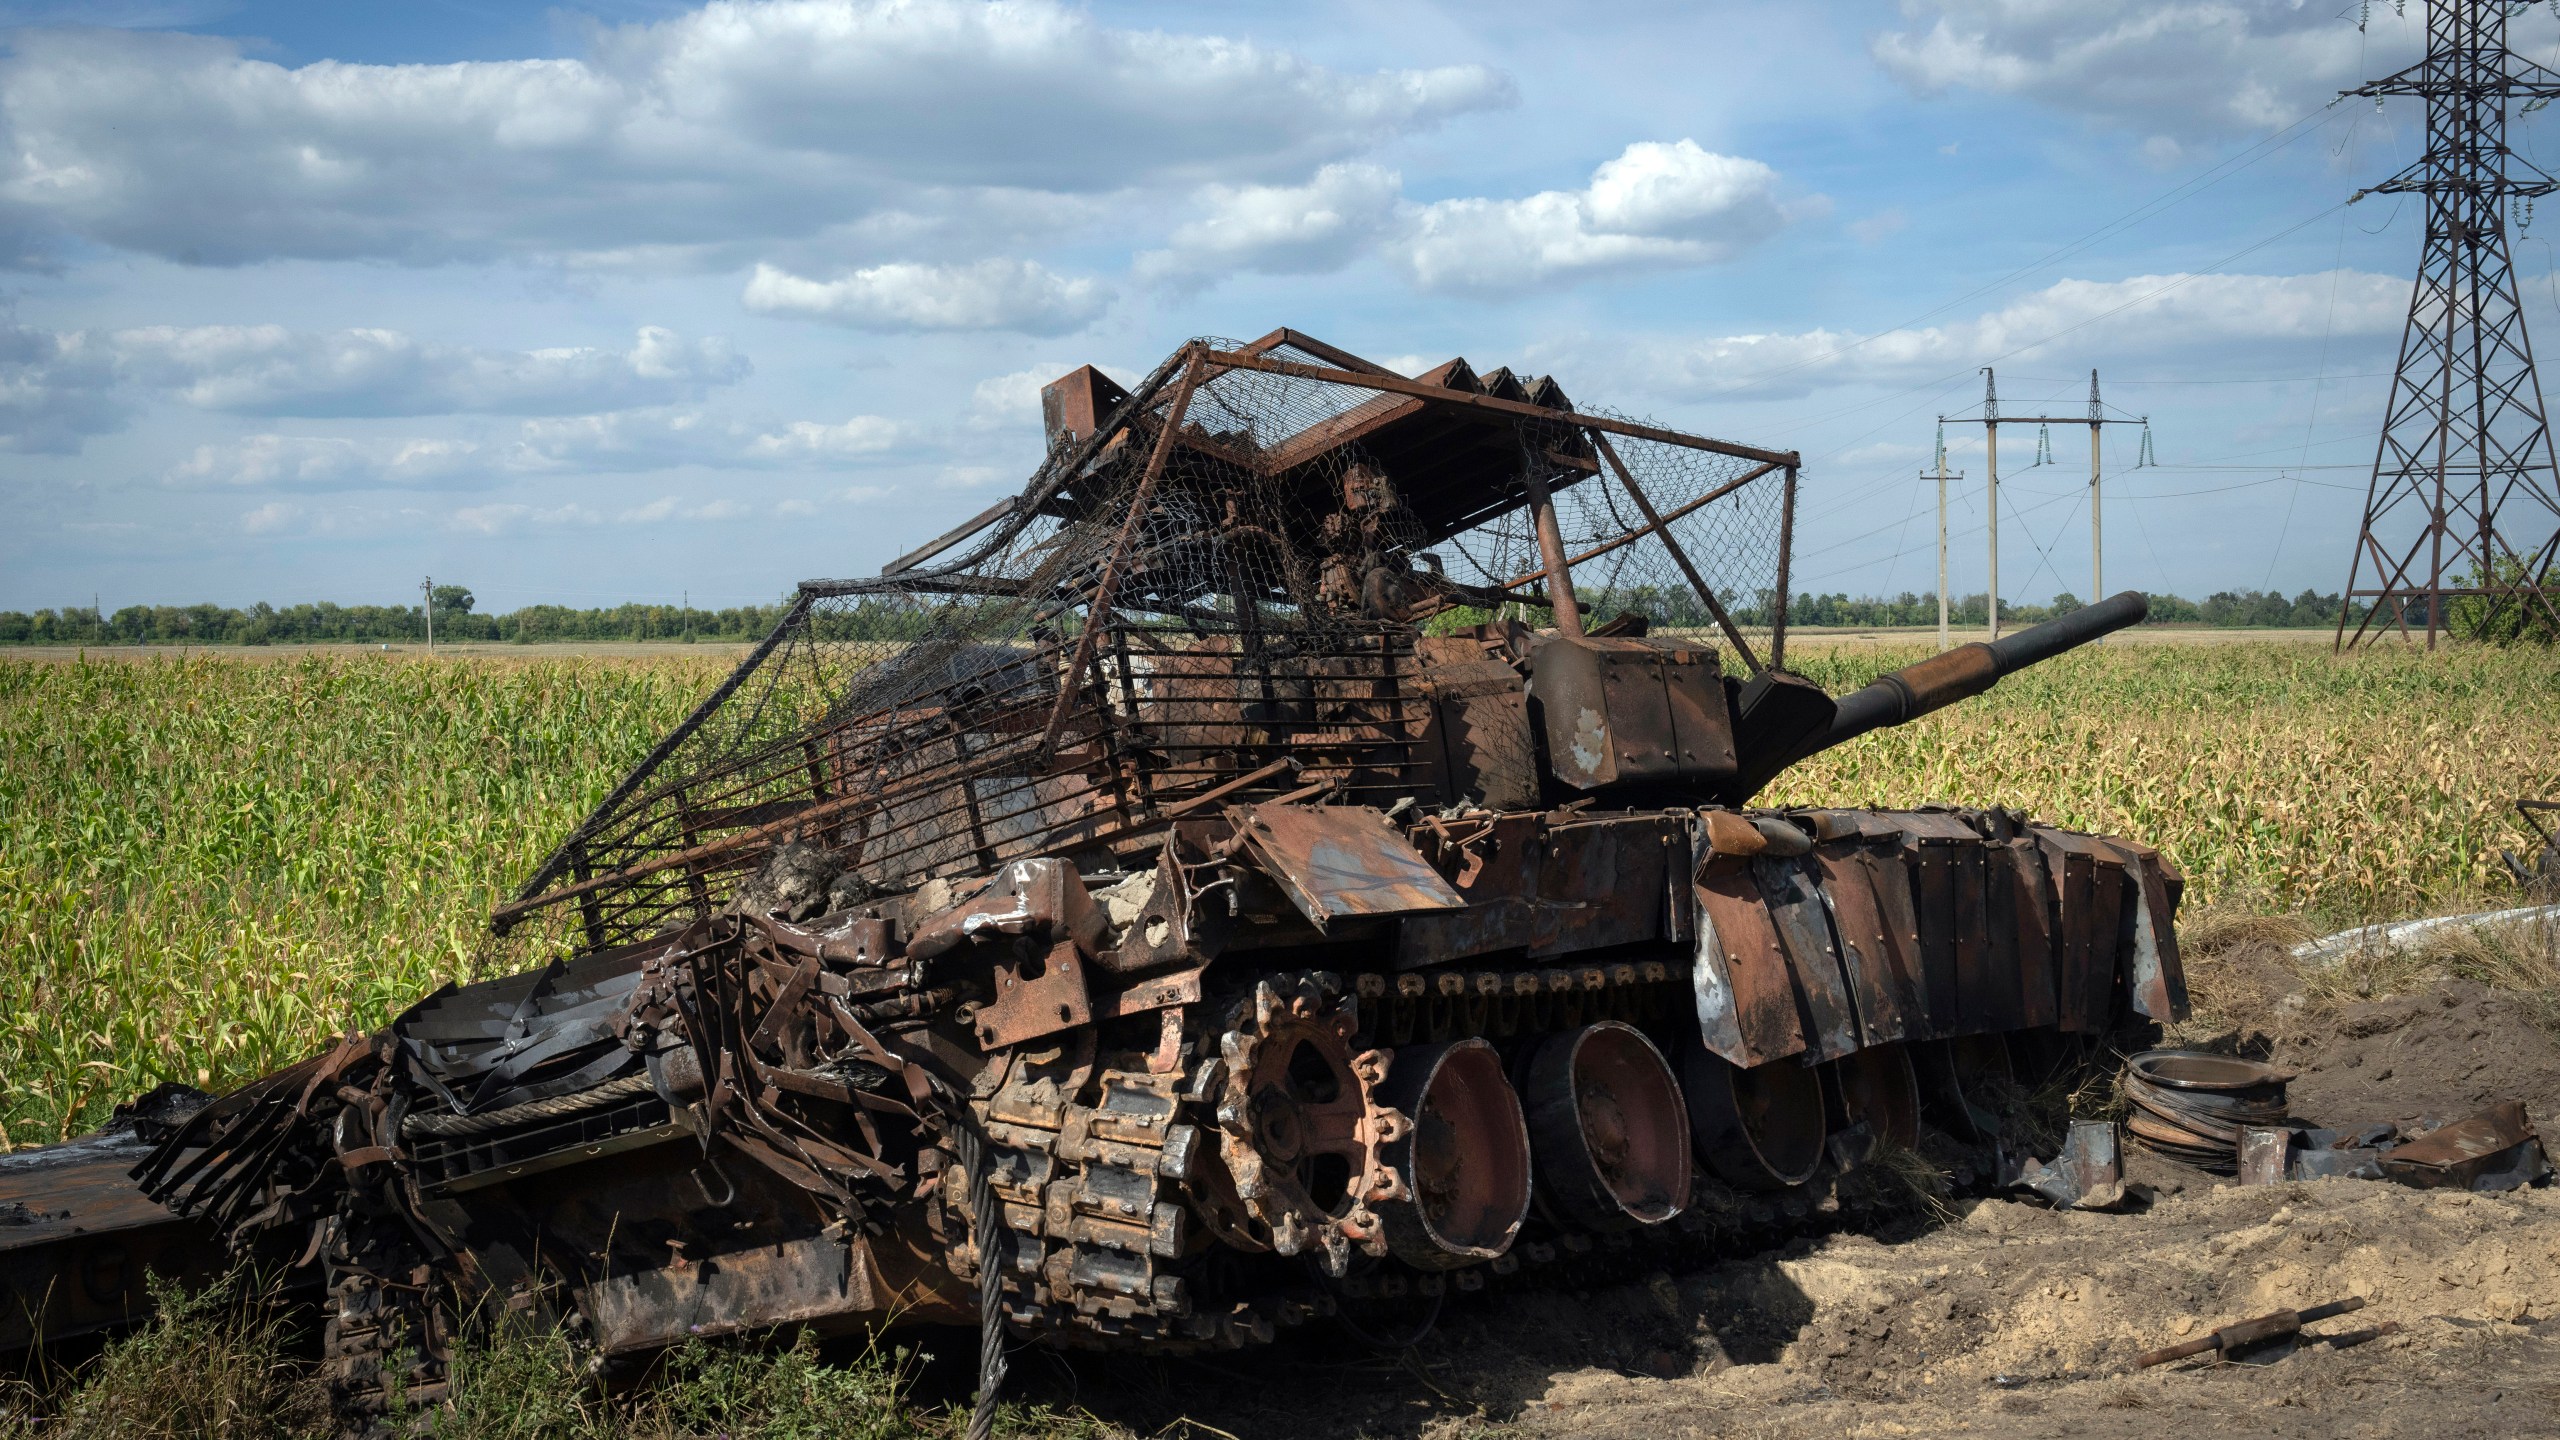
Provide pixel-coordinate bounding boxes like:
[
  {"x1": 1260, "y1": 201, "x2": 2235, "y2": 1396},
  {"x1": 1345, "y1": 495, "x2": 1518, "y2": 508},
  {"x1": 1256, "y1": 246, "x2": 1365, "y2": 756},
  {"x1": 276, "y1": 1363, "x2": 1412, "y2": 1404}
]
[{"x1": 2338, "y1": 0, "x2": 2560, "y2": 647}]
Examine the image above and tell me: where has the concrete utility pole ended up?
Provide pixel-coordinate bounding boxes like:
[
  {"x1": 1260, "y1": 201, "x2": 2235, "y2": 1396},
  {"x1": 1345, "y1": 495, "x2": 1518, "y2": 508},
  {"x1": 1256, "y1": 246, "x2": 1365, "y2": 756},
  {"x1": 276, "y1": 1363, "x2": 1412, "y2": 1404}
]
[
  {"x1": 1945, "y1": 367, "x2": 2137, "y2": 642},
  {"x1": 1982, "y1": 369, "x2": 2000, "y2": 638},
  {"x1": 2089, "y1": 369, "x2": 2105, "y2": 616},
  {"x1": 422, "y1": 575, "x2": 434, "y2": 656},
  {"x1": 1929, "y1": 425, "x2": 1961, "y2": 649}
]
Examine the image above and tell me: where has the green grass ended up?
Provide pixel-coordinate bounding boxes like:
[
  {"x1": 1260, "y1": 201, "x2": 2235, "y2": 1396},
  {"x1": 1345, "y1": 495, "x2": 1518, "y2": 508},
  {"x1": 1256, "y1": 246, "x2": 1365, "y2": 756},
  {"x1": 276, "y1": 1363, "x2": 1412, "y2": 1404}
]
[{"x1": 6, "y1": 641, "x2": 2560, "y2": 1147}]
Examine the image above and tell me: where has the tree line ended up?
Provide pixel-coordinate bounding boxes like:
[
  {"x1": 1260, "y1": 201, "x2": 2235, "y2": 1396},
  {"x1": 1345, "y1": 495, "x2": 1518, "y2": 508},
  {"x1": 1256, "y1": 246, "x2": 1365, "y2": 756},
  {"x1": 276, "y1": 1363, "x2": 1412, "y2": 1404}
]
[{"x1": 0, "y1": 584, "x2": 2405, "y2": 648}]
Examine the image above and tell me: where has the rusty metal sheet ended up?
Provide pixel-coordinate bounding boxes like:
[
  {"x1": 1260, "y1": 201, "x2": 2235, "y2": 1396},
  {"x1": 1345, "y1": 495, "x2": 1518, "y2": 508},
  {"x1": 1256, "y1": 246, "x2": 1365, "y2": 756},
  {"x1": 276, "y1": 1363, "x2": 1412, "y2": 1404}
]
[
  {"x1": 0, "y1": 1135, "x2": 222, "y2": 1354},
  {"x1": 2087, "y1": 851, "x2": 2130, "y2": 1030},
  {"x1": 1909, "y1": 840, "x2": 1962, "y2": 1034},
  {"x1": 1811, "y1": 843, "x2": 1923, "y2": 1046},
  {"x1": 582, "y1": 1228, "x2": 880, "y2": 1353},
  {"x1": 2002, "y1": 840, "x2": 2060, "y2": 1029},
  {"x1": 1755, "y1": 855, "x2": 1858, "y2": 1062},
  {"x1": 1395, "y1": 813, "x2": 1542, "y2": 966},
  {"x1": 1529, "y1": 817, "x2": 1674, "y2": 959},
  {"x1": 1230, "y1": 803, "x2": 1463, "y2": 931},
  {"x1": 2037, "y1": 833, "x2": 2109, "y2": 1034},
  {"x1": 2379, "y1": 1102, "x2": 2550, "y2": 1191},
  {"x1": 974, "y1": 940, "x2": 1094, "y2": 1048},
  {"x1": 1945, "y1": 839, "x2": 2005, "y2": 1036},
  {"x1": 1692, "y1": 858, "x2": 1808, "y2": 1068},
  {"x1": 2094, "y1": 837, "x2": 2189, "y2": 1023},
  {"x1": 1415, "y1": 647, "x2": 1539, "y2": 811}
]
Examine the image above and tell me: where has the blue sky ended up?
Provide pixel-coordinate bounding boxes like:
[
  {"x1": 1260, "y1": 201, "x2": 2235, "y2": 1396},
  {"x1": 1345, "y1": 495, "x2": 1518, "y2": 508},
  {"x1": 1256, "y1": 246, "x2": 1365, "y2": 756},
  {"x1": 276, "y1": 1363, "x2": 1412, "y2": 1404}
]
[{"x1": 0, "y1": 0, "x2": 2532, "y2": 613}]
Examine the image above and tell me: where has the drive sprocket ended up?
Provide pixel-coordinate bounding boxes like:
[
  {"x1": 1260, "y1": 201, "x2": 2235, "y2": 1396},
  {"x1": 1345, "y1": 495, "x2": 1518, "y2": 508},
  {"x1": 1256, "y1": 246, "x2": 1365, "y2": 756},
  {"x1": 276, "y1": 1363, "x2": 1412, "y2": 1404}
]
[{"x1": 1211, "y1": 973, "x2": 1407, "y2": 1276}]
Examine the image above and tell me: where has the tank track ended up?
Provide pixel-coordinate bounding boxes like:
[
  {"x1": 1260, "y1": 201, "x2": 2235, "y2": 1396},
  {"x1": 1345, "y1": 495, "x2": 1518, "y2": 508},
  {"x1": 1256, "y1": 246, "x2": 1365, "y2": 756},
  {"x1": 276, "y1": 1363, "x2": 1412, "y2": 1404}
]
[{"x1": 958, "y1": 957, "x2": 2056, "y2": 1356}]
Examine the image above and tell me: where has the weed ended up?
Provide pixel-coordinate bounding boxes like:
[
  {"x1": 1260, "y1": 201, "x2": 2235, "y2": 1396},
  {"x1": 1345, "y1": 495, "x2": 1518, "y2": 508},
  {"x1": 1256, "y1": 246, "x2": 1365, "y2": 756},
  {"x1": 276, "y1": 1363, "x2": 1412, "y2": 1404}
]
[{"x1": 0, "y1": 1269, "x2": 320, "y2": 1440}]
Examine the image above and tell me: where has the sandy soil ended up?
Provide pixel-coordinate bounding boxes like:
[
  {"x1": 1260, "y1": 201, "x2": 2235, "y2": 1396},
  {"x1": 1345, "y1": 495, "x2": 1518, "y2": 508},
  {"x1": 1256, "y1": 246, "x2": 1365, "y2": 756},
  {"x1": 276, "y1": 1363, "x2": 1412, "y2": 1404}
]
[{"x1": 1010, "y1": 974, "x2": 2560, "y2": 1440}]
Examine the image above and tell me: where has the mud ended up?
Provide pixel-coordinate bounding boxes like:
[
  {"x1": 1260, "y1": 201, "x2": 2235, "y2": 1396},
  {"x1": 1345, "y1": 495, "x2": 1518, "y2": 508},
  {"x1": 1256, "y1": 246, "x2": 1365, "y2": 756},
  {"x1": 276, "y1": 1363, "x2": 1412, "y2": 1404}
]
[
  {"x1": 1020, "y1": 973, "x2": 2560, "y2": 1439},
  {"x1": 2271, "y1": 979, "x2": 2560, "y2": 1134}
]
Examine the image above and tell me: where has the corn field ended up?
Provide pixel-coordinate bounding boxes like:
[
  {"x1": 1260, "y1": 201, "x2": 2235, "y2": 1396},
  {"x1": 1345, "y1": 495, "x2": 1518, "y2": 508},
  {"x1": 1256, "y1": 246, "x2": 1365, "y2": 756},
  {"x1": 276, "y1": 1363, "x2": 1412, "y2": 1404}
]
[{"x1": 4, "y1": 642, "x2": 2557, "y2": 1147}]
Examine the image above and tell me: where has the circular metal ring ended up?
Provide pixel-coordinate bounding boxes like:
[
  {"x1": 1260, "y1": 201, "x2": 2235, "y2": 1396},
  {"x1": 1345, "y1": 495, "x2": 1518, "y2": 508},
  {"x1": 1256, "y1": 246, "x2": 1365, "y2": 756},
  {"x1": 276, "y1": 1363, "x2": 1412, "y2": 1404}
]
[
  {"x1": 1373, "y1": 1038, "x2": 1532, "y2": 1269},
  {"x1": 1683, "y1": 1047, "x2": 1826, "y2": 1190},
  {"x1": 1526, "y1": 1022, "x2": 1691, "y2": 1229}
]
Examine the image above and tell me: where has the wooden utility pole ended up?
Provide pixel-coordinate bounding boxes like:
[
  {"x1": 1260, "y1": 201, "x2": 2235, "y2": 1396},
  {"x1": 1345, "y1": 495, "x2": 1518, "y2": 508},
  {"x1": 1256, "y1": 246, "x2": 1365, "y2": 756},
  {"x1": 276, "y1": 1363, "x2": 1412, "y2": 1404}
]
[{"x1": 422, "y1": 575, "x2": 434, "y2": 656}]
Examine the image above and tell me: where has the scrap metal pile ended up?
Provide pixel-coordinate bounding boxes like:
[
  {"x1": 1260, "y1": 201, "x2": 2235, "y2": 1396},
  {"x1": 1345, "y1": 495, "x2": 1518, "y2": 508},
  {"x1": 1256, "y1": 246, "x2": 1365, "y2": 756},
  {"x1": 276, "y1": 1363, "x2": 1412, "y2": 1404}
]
[{"x1": 5, "y1": 329, "x2": 2192, "y2": 1427}]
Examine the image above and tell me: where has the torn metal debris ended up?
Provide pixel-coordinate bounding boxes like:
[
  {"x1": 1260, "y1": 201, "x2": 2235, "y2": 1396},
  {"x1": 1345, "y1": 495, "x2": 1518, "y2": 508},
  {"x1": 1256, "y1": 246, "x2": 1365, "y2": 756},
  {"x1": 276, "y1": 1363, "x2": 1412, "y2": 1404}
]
[
  {"x1": 2001, "y1": 1118, "x2": 2127, "y2": 1211},
  {"x1": 0, "y1": 329, "x2": 2183, "y2": 1432}
]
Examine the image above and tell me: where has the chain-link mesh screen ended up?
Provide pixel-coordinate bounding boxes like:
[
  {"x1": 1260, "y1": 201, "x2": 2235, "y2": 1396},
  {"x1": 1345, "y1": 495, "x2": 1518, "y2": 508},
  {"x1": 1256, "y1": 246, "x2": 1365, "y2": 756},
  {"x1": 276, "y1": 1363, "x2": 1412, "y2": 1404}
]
[{"x1": 497, "y1": 334, "x2": 1794, "y2": 956}]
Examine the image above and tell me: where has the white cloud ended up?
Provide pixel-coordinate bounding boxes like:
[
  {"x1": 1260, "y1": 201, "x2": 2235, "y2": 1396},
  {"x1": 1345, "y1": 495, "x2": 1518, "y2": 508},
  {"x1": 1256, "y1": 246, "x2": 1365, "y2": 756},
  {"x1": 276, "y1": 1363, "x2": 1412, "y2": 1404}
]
[
  {"x1": 743, "y1": 259, "x2": 1106, "y2": 333},
  {"x1": 160, "y1": 404, "x2": 904, "y2": 491},
  {"x1": 239, "y1": 500, "x2": 301, "y2": 534},
  {"x1": 447, "y1": 501, "x2": 601, "y2": 535},
  {"x1": 774, "y1": 497, "x2": 817, "y2": 517},
  {"x1": 168, "y1": 434, "x2": 486, "y2": 489},
  {"x1": 1619, "y1": 269, "x2": 2408, "y2": 399},
  {"x1": 1136, "y1": 162, "x2": 1402, "y2": 284},
  {"x1": 618, "y1": 494, "x2": 753, "y2": 524},
  {"x1": 966, "y1": 362, "x2": 1070, "y2": 429},
  {"x1": 3, "y1": 321, "x2": 749, "y2": 454},
  {"x1": 1402, "y1": 141, "x2": 1799, "y2": 292},
  {"x1": 512, "y1": 408, "x2": 903, "y2": 470},
  {"x1": 0, "y1": 323, "x2": 124, "y2": 452},
  {"x1": 111, "y1": 325, "x2": 748, "y2": 416},
  {"x1": 743, "y1": 415, "x2": 900, "y2": 458},
  {"x1": 1142, "y1": 140, "x2": 1802, "y2": 293},
  {"x1": 1871, "y1": 2, "x2": 2412, "y2": 144},
  {"x1": 0, "y1": 4, "x2": 1511, "y2": 269}
]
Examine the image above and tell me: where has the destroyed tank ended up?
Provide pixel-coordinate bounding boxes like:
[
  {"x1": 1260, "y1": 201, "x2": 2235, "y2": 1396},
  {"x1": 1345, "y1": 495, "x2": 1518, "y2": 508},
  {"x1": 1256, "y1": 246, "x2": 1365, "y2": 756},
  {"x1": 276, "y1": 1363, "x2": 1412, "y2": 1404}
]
[{"x1": 6, "y1": 329, "x2": 2187, "y2": 1425}]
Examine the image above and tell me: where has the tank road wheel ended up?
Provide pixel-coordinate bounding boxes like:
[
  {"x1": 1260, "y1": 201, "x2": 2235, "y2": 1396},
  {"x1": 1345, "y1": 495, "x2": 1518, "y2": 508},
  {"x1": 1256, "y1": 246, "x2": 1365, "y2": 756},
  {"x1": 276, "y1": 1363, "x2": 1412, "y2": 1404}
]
[
  {"x1": 1214, "y1": 974, "x2": 1407, "y2": 1276},
  {"x1": 1524, "y1": 1022, "x2": 1691, "y2": 1230},
  {"x1": 1822, "y1": 1044, "x2": 1922, "y2": 1153},
  {"x1": 1373, "y1": 1038, "x2": 1533, "y2": 1269},
  {"x1": 1912, "y1": 1034, "x2": 2016, "y2": 1142},
  {"x1": 1683, "y1": 1049, "x2": 1826, "y2": 1191}
]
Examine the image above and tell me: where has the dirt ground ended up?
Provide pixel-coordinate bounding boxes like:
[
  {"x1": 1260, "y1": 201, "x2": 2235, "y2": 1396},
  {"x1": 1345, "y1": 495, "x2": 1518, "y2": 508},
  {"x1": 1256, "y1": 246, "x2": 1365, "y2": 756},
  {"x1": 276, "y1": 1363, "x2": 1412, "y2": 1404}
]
[{"x1": 1003, "y1": 969, "x2": 2560, "y2": 1440}]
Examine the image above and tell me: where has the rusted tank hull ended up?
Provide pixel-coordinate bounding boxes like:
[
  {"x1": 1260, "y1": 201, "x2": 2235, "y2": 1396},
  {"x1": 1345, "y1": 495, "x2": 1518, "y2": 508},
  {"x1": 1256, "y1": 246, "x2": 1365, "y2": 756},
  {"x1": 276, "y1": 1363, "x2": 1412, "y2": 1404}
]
[{"x1": 0, "y1": 331, "x2": 2182, "y2": 1437}]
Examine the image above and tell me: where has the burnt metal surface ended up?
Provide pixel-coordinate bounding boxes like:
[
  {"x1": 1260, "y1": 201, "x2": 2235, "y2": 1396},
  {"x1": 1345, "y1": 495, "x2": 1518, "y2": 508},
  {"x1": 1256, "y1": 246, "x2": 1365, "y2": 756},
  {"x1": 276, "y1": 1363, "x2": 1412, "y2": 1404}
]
[
  {"x1": 2379, "y1": 1102, "x2": 2550, "y2": 1191},
  {"x1": 0, "y1": 329, "x2": 2194, "y2": 1434}
]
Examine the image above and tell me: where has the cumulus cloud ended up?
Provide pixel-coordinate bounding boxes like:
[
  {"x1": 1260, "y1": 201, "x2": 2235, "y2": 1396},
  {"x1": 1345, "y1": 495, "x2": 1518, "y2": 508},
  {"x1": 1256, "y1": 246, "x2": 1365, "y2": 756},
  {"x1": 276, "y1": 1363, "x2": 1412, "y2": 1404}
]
[
  {"x1": 619, "y1": 494, "x2": 755, "y2": 525},
  {"x1": 163, "y1": 405, "x2": 904, "y2": 490},
  {"x1": 167, "y1": 435, "x2": 488, "y2": 489},
  {"x1": 1137, "y1": 162, "x2": 1403, "y2": 284},
  {"x1": 111, "y1": 325, "x2": 748, "y2": 416},
  {"x1": 965, "y1": 362, "x2": 1071, "y2": 430},
  {"x1": 447, "y1": 501, "x2": 601, "y2": 535},
  {"x1": 0, "y1": 323, "x2": 125, "y2": 452},
  {"x1": 1618, "y1": 269, "x2": 2407, "y2": 399},
  {"x1": 2, "y1": 322, "x2": 750, "y2": 453},
  {"x1": 1141, "y1": 140, "x2": 1802, "y2": 293},
  {"x1": 743, "y1": 416, "x2": 900, "y2": 459},
  {"x1": 0, "y1": 3, "x2": 1511, "y2": 268},
  {"x1": 742, "y1": 259, "x2": 1107, "y2": 333},
  {"x1": 1871, "y1": 2, "x2": 2414, "y2": 145},
  {"x1": 511, "y1": 408, "x2": 904, "y2": 471}
]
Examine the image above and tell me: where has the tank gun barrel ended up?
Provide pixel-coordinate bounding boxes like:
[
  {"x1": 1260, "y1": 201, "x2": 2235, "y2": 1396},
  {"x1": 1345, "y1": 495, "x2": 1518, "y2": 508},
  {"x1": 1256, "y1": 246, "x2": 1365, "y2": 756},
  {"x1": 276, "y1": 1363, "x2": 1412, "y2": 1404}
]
[{"x1": 1820, "y1": 589, "x2": 2149, "y2": 751}]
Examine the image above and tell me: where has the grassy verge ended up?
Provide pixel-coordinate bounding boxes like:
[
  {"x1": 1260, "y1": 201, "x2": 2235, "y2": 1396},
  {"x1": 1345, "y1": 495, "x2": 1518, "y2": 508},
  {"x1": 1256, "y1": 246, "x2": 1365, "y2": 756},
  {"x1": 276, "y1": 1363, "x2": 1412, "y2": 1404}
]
[{"x1": 1, "y1": 1278, "x2": 1117, "y2": 1440}]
